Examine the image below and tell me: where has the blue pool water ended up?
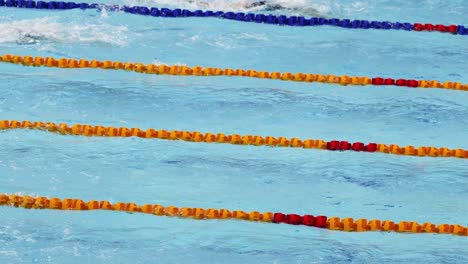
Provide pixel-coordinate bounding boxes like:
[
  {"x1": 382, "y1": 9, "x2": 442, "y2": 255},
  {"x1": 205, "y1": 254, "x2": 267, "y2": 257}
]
[{"x1": 0, "y1": 0, "x2": 467, "y2": 263}]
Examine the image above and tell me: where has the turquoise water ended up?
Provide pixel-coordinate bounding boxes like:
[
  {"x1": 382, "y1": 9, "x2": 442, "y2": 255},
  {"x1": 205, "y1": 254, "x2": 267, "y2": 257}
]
[{"x1": 0, "y1": 0, "x2": 467, "y2": 263}]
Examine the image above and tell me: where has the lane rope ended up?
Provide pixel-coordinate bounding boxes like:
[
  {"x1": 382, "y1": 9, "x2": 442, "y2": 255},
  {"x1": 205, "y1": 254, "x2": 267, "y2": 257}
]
[
  {"x1": 1, "y1": 54, "x2": 467, "y2": 92},
  {"x1": 0, "y1": 0, "x2": 467, "y2": 36},
  {"x1": 1, "y1": 193, "x2": 466, "y2": 236},
  {"x1": 1, "y1": 120, "x2": 467, "y2": 159}
]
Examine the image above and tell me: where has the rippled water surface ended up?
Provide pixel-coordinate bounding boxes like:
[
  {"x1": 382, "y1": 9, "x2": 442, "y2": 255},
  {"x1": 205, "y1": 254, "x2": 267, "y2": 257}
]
[{"x1": 0, "y1": 0, "x2": 467, "y2": 263}]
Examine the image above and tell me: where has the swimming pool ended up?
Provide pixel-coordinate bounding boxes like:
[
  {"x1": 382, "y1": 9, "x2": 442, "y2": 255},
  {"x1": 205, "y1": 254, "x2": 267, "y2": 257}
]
[{"x1": 0, "y1": 0, "x2": 467, "y2": 263}]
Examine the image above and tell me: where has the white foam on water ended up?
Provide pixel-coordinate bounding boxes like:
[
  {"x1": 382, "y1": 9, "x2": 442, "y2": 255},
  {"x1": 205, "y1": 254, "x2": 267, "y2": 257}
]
[
  {"x1": 125, "y1": 0, "x2": 332, "y2": 15},
  {"x1": 152, "y1": 59, "x2": 188, "y2": 66},
  {"x1": 0, "y1": 250, "x2": 18, "y2": 257},
  {"x1": 13, "y1": 192, "x2": 40, "y2": 198},
  {"x1": 0, "y1": 17, "x2": 129, "y2": 46},
  {"x1": 127, "y1": 0, "x2": 257, "y2": 11},
  {"x1": 236, "y1": 32, "x2": 269, "y2": 41}
]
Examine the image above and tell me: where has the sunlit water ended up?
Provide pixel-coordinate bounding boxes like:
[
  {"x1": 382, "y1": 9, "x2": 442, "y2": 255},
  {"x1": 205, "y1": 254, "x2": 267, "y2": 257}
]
[{"x1": 0, "y1": 0, "x2": 467, "y2": 263}]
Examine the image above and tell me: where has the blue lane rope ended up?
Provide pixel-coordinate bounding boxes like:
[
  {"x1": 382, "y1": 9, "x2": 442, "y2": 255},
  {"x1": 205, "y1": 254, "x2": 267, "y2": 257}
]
[{"x1": 1, "y1": 0, "x2": 467, "y2": 35}]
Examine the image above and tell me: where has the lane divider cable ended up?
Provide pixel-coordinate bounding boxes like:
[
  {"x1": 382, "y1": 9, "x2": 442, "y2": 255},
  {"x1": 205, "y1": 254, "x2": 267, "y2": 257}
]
[
  {"x1": 1, "y1": 120, "x2": 467, "y2": 159},
  {"x1": 1, "y1": 54, "x2": 467, "y2": 92},
  {"x1": 1, "y1": 193, "x2": 466, "y2": 236},
  {"x1": 0, "y1": 0, "x2": 467, "y2": 36}
]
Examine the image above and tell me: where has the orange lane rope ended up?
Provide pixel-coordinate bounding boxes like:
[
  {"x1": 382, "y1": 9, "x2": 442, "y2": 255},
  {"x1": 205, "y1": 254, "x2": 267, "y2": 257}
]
[
  {"x1": 1, "y1": 120, "x2": 467, "y2": 159},
  {"x1": 1, "y1": 193, "x2": 466, "y2": 236},
  {"x1": 0, "y1": 54, "x2": 467, "y2": 91}
]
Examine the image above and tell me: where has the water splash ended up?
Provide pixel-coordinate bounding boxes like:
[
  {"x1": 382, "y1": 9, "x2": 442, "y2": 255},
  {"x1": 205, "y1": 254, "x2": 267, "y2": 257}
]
[
  {"x1": 125, "y1": 0, "x2": 331, "y2": 16},
  {"x1": 0, "y1": 17, "x2": 128, "y2": 46}
]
